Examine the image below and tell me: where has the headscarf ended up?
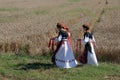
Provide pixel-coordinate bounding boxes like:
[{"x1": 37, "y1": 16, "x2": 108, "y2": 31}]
[{"x1": 57, "y1": 23, "x2": 69, "y2": 31}]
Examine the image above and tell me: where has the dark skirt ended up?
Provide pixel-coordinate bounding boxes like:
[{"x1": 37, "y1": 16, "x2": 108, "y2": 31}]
[
  {"x1": 78, "y1": 48, "x2": 87, "y2": 64},
  {"x1": 77, "y1": 42, "x2": 92, "y2": 64}
]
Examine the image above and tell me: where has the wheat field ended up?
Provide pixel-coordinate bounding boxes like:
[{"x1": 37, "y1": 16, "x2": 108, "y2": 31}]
[
  {"x1": 93, "y1": 0, "x2": 120, "y2": 63},
  {"x1": 0, "y1": 0, "x2": 120, "y2": 62}
]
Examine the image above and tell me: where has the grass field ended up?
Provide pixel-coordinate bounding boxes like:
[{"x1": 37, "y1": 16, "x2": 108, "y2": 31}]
[{"x1": 0, "y1": 54, "x2": 120, "y2": 80}]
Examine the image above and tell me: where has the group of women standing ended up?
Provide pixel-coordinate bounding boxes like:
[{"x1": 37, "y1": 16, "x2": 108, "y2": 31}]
[{"x1": 50, "y1": 23, "x2": 98, "y2": 68}]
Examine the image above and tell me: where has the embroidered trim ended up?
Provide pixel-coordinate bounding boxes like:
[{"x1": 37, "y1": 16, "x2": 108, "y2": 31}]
[{"x1": 55, "y1": 59, "x2": 75, "y2": 63}]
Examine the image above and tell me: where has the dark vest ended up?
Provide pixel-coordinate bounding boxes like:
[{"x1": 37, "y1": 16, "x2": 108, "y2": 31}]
[
  {"x1": 84, "y1": 32, "x2": 93, "y2": 39},
  {"x1": 58, "y1": 30, "x2": 68, "y2": 39},
  {"x1": 84, "y1": 32, "x2": 93, "y2": 53}
]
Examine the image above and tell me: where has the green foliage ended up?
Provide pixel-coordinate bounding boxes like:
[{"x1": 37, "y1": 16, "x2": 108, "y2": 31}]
[
  {"x1": 96, "y1": 8, "x2": 105, "y2": 22},
  {"x1": 0, "y1": 8, "x2": 20, "y2": 12},
  {"x1": 0, "y1": 16, "x2": 16, "y2": 23},
  {"x1": 65, "y1": 8, "x2": 94, "y2": 17},
  {"x1": 69, "y1": 0, "x2": 82, "y2": 2},
  {"x1": 0, "y1": 54, "x2": 119, "y2": 80},
  {"x1": 18, "y1": 44, "x2": 30, "y2": 55},
  {"x1": 106, "y1": 7, "x2": 120, "y2": 11},
  {"x1": 34, "y1": 9, "x2": 49, "y2": 15}
]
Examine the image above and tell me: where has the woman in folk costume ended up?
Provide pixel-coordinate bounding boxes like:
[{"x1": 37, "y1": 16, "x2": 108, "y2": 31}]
[
  {"x1": 54, "y1": 23, "x2": 77, "y2": 68},
  {"x1": 78, "y1": 24, "x2": 98, "y2": 66},
  {"x1": 58, "y1": 23, "x2": 72, "y2": 48},
  {"x1": 50, "y1": 23, "x2": 71, "y2": 65}
]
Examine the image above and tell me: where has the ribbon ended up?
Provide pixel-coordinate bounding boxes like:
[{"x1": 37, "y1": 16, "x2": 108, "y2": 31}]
[
  {"x1": 48, "y1": 37, "x2": 57, "y2": 51},
  {"x1": 76, "y1": 39, "x2": 81, "y2": 53}
]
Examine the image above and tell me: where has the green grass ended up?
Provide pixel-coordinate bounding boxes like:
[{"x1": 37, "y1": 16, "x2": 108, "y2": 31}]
[
  {"x1": 0, "y1": 7, "x2": 24, "y2": 23},
  {"x1": 65, "y1": 8, "x2": 95, "y2": 17},
  {"x1": 34, "y1": 9, "x2": 49, "y2": 15},
  {"x1": 0, "y1": 54, "x2": 120, "y2": 80},
  {"x1": 69, "y1": 0, "x2": 83, "y2": 2},
  {"x1": 0, "y1": 16, "x2": 18, "y2": 23},
  {"x1": 0, "y1": 7, "x2": 21, "y2": 12},
  {"x1": 105, "y1": 7, "x2": 120, "y2": 11}
]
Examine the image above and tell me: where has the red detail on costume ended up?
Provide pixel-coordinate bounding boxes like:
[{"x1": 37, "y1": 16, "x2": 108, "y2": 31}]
[
  {"x1": 76, "y1": 40, "x2": 78, "y2": 52},
  {"x1": 51, "y1": 39, "x2": 55, "y2": 50},
  {"x1": 48, "y1": 39, "x2": 52, "y2": 48},
  {"x1": 68, "y1": 36, "x2": 72, "y2": 49},
  {"x1": 57, "y1": 23, "x2": 69, "y2": 32},
  {"x1": 58, "y1": 23, "x2": 67, "y2": 29},
  {"x1": 48, "y1": 37, "x2": 57, "y2": 51},
  {"x1": 76, "y1": 39, "x2": 81, "y2": 53}
]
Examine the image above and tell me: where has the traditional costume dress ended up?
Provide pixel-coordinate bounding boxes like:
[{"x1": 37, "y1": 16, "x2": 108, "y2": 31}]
[
  {"x1": 78, "y1": 32, "x2": 98, "y2": 66},
  {"x1": 55, "y1": 29, "x2": 77, "y2": 68}
]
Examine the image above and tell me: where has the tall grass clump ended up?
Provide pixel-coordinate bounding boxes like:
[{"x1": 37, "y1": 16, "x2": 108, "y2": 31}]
[
  {"x1": 96, "y1": 48, "x2": 120, "y2": 63},
  {"x1": 18, "y1": 44, "x2": 30, "y2": 55}
]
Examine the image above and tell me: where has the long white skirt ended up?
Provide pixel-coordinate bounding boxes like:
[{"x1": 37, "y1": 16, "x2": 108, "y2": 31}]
[
  {"x1": 87, "y1": 42, "x2": 98, "y2": 66},
  {"x1": 55, "y1": 40, "x2": 77, "y2": 68}
]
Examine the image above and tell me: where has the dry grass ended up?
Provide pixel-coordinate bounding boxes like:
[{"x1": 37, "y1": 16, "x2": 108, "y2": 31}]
[
  {"x1": 93, "y1": 0, "x2": 120, "y2": 63},
  {"x1": 0, "y1": 0, "x2": 102, "y2": 52}
]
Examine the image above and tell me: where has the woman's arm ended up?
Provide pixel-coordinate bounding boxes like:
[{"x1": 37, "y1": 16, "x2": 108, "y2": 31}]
[
  {"x1": 81, "y1": 35, "x2": 90, "y2": 46},
  {"x1": 55, "y1": 34, "x2": 62, "y2": 42}
]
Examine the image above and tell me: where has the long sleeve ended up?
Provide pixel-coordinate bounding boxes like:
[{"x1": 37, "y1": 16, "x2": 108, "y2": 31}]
[
  {"x1": 55, "y1": 34, "x2": 62, "y2": 42},
  {"x1": 55, "y1": 30, "x2": 68, "y2": 42},
  {"x1": 92, "y1": 35, "x2": 95, "y2": 42},
  {"x1": 81, "y1": 35, "x2": 90, "y2": 45},
  {"x1": 81, "y1": 32, "x2": 90, "y2": 45},
  {"x1": 84, "y1": 35, "x2": 90, "y2": 43}
]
